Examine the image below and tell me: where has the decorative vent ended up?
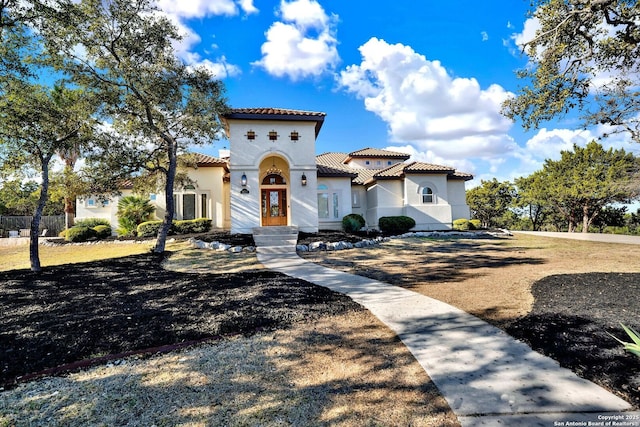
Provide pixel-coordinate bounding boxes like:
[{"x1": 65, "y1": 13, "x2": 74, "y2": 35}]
[
  {"x1": 246, "y1": 130, "x2": 256, "y2": 140},
  {"x1": 290, "y1": 131, "x2": 299, "y2": 141},
  {"x1": 268, "y1": 130, "x2": 279, "y2": 141}
]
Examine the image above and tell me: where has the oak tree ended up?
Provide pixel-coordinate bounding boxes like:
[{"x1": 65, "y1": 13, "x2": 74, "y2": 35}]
[{"x1": 503, "y1": 0, "x2": 640, "y2": 141}]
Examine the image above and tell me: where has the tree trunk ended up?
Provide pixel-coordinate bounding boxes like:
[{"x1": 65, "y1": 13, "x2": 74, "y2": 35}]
[
  {"x1": 582, "y1": 204, "x2": 591, "y2": 233},
  {"x1": 64, "y1": 196, "x2": 75, "y2": 229},
  {"x1": 153, "y1": 138, "x2": 177, "y2": 254},
  {"x1": 30, "y1": 156, "x2": 51, "y2": 272}
]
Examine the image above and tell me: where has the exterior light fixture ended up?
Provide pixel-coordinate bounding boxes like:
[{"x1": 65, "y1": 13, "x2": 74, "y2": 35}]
[
  {"x1": 241, "y1": 173, "x2": 247, "y2": 187},
  {"x1": 301, "y1": 173, "x2": 307, "y2": 186}
]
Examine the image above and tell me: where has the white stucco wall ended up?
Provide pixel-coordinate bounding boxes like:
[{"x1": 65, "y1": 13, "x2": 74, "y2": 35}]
[
  {"x1": 316, "y1": 177, "x2": 353, "y2": 230},
  {"x1": 448, "y1": 179, "x2": 471, "y2": 220},
  {"x1": 366, "y1": 181, "x2": 405, "y2": 228},
  {"x1": 75, "y1": 189, "x2": 134, "y2": 234},
  {"x1": 227, "y1": 118, "x2": 319, "y2": 234}
]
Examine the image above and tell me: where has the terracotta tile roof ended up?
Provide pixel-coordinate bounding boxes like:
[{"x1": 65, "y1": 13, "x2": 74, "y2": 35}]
[
  {"x1": 352, "y1": 168, "x2": 380, "y2": 185},
  {"x1": 222, "y1": 107, "x2": 326, "y2": 136},
  {"x1": 317, "y1": 164, "x2": 358, "y2": 178},
  {"x1": 449, "y1": 171, "x2": 474, "y2": 181},
  {"x1": 225, "y1": 107, "x2": 326, "y2": 117},
  {"x1": 347, "y1": 147, "x2": 411, "y2": 160},
  {"x1": 192, "y1": 153, "x2": 228, "y2": 167},
  {"x1": 316, "y1": 152, "x2": 349, "y2": 167},
  {"x1": 404, "y1": 162, "x2": 455, "y2": 173}
]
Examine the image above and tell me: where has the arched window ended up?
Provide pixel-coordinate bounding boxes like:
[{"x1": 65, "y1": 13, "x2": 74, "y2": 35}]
[
  {"x1": 262, "y1": 173, "x2": 286, "y2": 185},
  {"x1": 422, "y1": 187, "x2": 434, "y2": 204}
]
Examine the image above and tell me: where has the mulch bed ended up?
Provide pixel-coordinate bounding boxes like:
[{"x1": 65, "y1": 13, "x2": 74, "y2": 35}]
[
  {"x1": 506, "y1": 272, "x2": 640, "y2": 408},
  {"x1": 0, "y1": 252, "x2": 361, "y2": 389},
  {"x1": 2, "y1": 231, "x2": 640, "y2": 411}
]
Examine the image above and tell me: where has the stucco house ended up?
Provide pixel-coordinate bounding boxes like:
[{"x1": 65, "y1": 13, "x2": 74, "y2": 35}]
[{"x1": 76, "y1": 108, "x2": 473, "y2": 234}]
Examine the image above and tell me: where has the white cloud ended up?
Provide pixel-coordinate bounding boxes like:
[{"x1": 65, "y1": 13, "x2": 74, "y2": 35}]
[
  {"x1": 252, "y1": 0, "x2": 339, "y2": 80},
  {"x1": 338, "y1": 38, "x2": 514, "y2": 164},
  {"x1": 155, "y1": 0, "x2": 257, "y2": 18},
  {"x1": 155, "y1": 5, "x2": 244, "y2": 79},
  {"x1": 481, "y1": 31, "x2": 489, "y2": 42}
]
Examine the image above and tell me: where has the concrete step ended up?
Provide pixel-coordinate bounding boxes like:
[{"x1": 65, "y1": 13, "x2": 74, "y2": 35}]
[{"x1": 252, "y1": 226, "x2": 299, "y2": 254}]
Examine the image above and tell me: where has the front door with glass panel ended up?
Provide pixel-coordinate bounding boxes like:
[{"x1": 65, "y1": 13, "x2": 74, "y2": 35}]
[
  {"x1": 261, "y1": 189, "x2": 287, "y2": 226},
  {"x1": 261, "y1": 173, "x2": 287, "y2": 226}
]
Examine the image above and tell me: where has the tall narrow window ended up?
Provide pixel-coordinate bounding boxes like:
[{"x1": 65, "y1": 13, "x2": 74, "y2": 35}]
[
  {"x1": 183, "y1": 194, "x2": 196, "y2": 220},
  {"x1": 422, "y1": 187, "x2": 434, "y2": 203},
  {"x1": 200, "y1": 193, "x2": 207, "y2": 218}
]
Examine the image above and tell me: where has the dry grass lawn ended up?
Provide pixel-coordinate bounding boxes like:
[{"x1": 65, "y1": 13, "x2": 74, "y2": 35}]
[{"x1": 301, "y1": 233, "x2": 640, "y2": 328}]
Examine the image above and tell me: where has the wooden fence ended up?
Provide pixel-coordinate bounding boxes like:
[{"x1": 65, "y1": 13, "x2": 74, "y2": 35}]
[{"x1": 0, "y1": 215, "x2": 65, "y2": 237}]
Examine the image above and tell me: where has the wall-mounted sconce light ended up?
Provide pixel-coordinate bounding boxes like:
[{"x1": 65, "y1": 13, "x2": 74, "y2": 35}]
[
  {"x1": 241, "y1": 173, "x2": 247, "y2": 187},
  {"x1": 301, "y1": 173, "x2": 307, "y2": 186}
]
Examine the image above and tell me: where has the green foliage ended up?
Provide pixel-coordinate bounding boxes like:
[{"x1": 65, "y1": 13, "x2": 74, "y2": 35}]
[
  {"x1": 136, "y1": 218, "x2": 212, "y2": 237},
  {"x1": 503, "y1": 0, "x2": 640, "y2": 142},
  {"x1": 470, "y1": 219, "x2": 482, "y2": 229},
  {"x1": 610, "y1": 324, "x2": 640, "y2": 359},
  {"x1": 74, "y1": 218, "x2": 111, "y2": 228},
  {"x1": 342, "y1": 214, "x2": 366, "y2": 233},
  {"x1": 453, "y1": 218, "x2": 475, "y2": 231},
  {"x1": 466, "y1": 179, "x2": 516, "y2": 228},
  {"x1": 137, "y1": 220, "x2": 163, "y2": 238},
  {"x1": 44, "y1": 0, "x2": 229, "y2": 253},
  {"x1": 173, "y1": 218, "x2": 212, "y2": 234},
  {"x1": 65, "y1": 226, "x2": 96, "y2": 243},
  {"x1": 92, "y1": 224, "x2": 111, "y2": 239},
  {"x1": 379, "y1": 216, "x2": 416, "y2": 234},
  {"x1": 116, "y1": 196, "x2": 155, "y2": 237},
  {"x1": 533, "y1": 141, "x2": 639, "y2": 232}
]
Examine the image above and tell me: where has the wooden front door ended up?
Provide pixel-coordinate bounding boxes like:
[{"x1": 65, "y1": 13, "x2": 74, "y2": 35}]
[{"x1": 261, "y1": 188, "x2": 287, "y2": 226}]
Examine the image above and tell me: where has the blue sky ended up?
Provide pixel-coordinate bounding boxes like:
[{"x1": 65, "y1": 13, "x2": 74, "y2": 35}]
[{"x1": 156, "y1": 0, "x2": 640, "y2": 186}]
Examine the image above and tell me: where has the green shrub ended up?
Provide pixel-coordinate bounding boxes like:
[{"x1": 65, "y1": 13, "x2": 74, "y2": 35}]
[
  {"x1": 174, "y1": 218, "x2": 212, "y2": 234},
  {"x1": 59, "y1": 229, "x2": 68, "y2": 238},
  {"x1": 137, "y1": 220, "x2": 164, "y2": 237},
  {"x1": 453, "y1": 218, "x2": 471, "y2": 231},
  {"x1": 65, "y1": 226, "x2": 97, "y2": 242},
  {"x1": 378, "y1": 216, "x2": 416, "y2": 234},
  {"x1": 117, "y1": 196, "x2": 155, "y2": 237},
  {"x1": 92, "y1": 224, "x2": 112, "y2": 239},
  {"x1": 74, "y1": 218, "x2": 111, "y2": 228},
  {"x1": 342, "y1": 214, "x2": 365, "y2": 233},
  {"x1": 470, "y1": 219, "x2": 482, "y2": 229}
]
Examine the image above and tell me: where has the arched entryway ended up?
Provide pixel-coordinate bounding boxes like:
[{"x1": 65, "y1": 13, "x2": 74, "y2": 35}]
[{"x1": 259, "y1": 156, "x2": 290, "y2": 227}]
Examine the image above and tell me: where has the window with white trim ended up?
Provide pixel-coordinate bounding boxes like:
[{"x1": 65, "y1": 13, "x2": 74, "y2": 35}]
[
  {"x1": 317, "y1": 184, "x2": 341, "y2": 219},
  {"x1": 422, "y1": 187, "x2": 434, "y2": 203}
]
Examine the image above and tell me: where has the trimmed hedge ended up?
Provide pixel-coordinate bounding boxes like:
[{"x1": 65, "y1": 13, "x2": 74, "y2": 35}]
[
  {"x1": 74, "y1": 218, "x2": 111, "y2": 228},
  {"x1": 342, "y1": 213, "x2": 366, "y2": 233},
  {"x1": 93, "y1": 225, "x2": 112, "y2": 239},
  {"x1": 137, "y1": 218, "x2": 213, "y2": 237},
  {"x1": 65, "y1": 226, "x2": 97, "y2": 243},
  {"x1": 378, "y1": 216, "x2": 416, "y2": 234},
  {"x1": 453, "y1": 218, "x2": 474, "y2": 231}
]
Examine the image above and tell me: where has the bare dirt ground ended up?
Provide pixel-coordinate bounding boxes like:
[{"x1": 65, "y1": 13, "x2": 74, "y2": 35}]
[{"x1": 300, "y1": 232, "x2": 640, "y2": 408}]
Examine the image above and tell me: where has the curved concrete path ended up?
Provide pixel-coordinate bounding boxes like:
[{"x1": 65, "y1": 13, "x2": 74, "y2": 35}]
[{"x1": 257, "y1": 250, "x2": 636, "y2": 427}]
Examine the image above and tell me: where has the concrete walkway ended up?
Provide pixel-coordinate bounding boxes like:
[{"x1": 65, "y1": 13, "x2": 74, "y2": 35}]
[{"x1": 257, "y1": 249, "x2": 636, "y2": 427}]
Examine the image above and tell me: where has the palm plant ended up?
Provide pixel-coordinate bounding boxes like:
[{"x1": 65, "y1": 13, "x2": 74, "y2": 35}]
[{"x1": 116, "y1": 195, "x2": 155, "y2": 237}]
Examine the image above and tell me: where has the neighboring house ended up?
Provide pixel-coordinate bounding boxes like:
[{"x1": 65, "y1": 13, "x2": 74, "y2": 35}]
[{"x1": 76, "y1": 107, "x2": 473, "y2": 234}]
